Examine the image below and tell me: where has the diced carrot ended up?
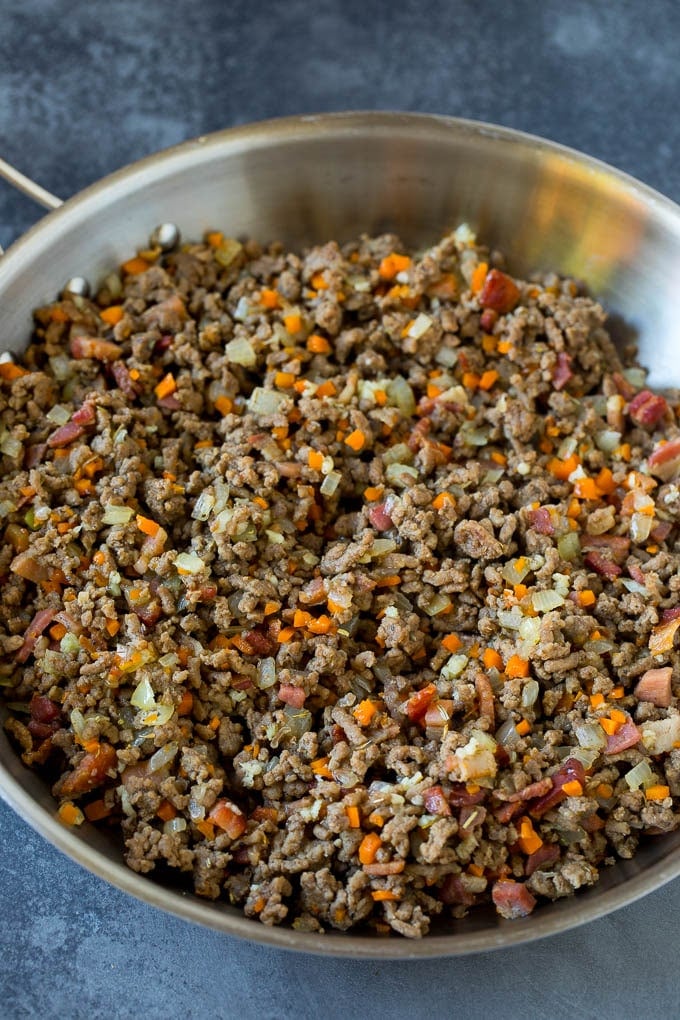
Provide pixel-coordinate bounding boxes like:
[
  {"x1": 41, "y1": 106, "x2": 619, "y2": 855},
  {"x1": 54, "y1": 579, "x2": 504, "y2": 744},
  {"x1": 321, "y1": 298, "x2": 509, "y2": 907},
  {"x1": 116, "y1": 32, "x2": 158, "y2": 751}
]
[
  {"x1": 515, "y1": 719, "x2": 531, "y2": 737},
  {"x1": 482, "y1": 648, "x2": 503, "y2": 670},
  {"x1": 596, "y1": 467, "x2": 616, "y2": 495},
  {"x1": 129, "y1": 368, "x2": 141, "y2": 380},
  {"x1": 84, "y1": 799, "x2": 112, "y2": 822},
  {"x1": 490, "y1": 451, "x2": 507, "y2": 466},
  {"x1": 308, "y1": 450, "x2": 324, "y2": 471},
  {"x1": 599, "y1": 718, "x2": 619, "y2": 736},
  {"x1": 277, "y1": 626, "x2": 295, "y2": 643},
  {"x1": 497, "y1": 340, "x2": 512, "y2": 354},
  {"x1": 263, "y1": 601, "x2": 279, "y2": 616},
  {"x1": 374, "y1": 575, "x2": 401, "y2": 588},
  {"x1": 74, "y1": 479, "x2": 93, "y2": 496},
  {"x1": 206, "y1": 230, "x2": 224, "y2": 248},
  {"x1": 368, "y1": 812, "x2": 385, "y2": 828},
  {"x1": 214, "y1": 395, "x2": 233, "y2": 415},
  {"x1": 209, "y1": 715, "x2": 220, "y2": 730},
  {"x1": 590, "y1": 692, "x2": 605, "y2": 708},
  {"x1": 100, "y1": 305, "x2": 124, "y2": 326},
  {"x1": 442, "y1": 634, "x2": 462, "y2": 654},
  {"x1": 596, "y1": 783, "x2": 614, "y2": 799},
  {"x1": 371, "y1": 890, "x2": 400, "y2": 902},
  {"x1": 432, "y1": 491, "x2": 455, "y2": 510},
  {"x1": 467, "y1": 863, "x2": 485, "y2": 877},
  {"x1": 177, "y1": 690, "x2": 194, "y2": 716},
  {"x1": 378, "y1": 253, "x2": 411, "y2": 280},
  {"x1": 364, "y1": 486, "x2": 384, "y2": 502},
  {"x1": 121, "y1": 256, "x2": 150, "y2": 275},
  {"x1": 358, "y1": 832, "x2": 382, "y2": 864},
  {"x1": 157, "y1": 799, "x2": 177, "y2": 822},
  {"x1": 345, "y1": 805, "x2": 361, "y2": 828},
  {"x1": 562, "y1": 780, "x2": 583, "y2": 797},
  {"x1": 49, "y1": 622, "x2": 67, "y2": 641},
  {"x1": 462, "y1": 371, "x2": 480, "y2": 390},
  {"x1": 610, "y1": 708, "x2": 627, "y2": 725},
  {"x1": 49, "y1": 307, "x2": 70, "y2": 323},
  {"x1": 479, "y1": 369, "x2": 499, "y2": 391},
  {"x1": 275, "y1": 371, "x2": 296, "y2": 389},
  {"x1": 547, "y1": 453, "x2": 580, "y2": 480},
  {"x1": 354, "y1": 699, "x2": 378, "y2": 726},
  {"x1": 316, "y1": 380, "x2": 337, "y2": 398},
  {"x1": 506, "y1": 655, "x2": 530, "y2": 679},
  {"x1": 374, "y1": 389, "x2": 388, "y2": 406},
  {"x1": 345, "y1": 429, "x2": 366, "y2": 452},
  {"x1": 154, "y1": 373, "x2": 177, "y2": 400},
  {"x1": 293, "y1": 609, "x2": 312, "y2": 628},
  {"x1": 58, "y1": 802, "x2": 84, "y2": 826},
  {"x1": 307, "y1": 615, "x2": 333, "y2": 635},
  {"x1": 481, "y1": 334, "x2": 498, "y2": 354},
  {"x1": 195, "y1": 820, "x2": 215, "y2": 840},
  {"x1": 310, "y1": 272, "x2": 328, "y2": 290},
  {"x1": 260, "y1": 288, "x2": 280, "y2": 309},
  {"x1": 283, "y1": 313, "x2": 302, "y2": 334},
  {"x1": 610, "y1": 686, "x2": 624, "y2": 699},
  {"x1": 574, "y1": 477, "x2": 602, "y2": 501},
  {"x1": 136, "y1": 514, "x2": 160, "y2": 537},
  {"x1": 311, "y1": 756, "x2": 333, "y2": 779},
  {"x1": 645, "y1": 785, "x2": 670, "y2": 801},
  {"x1": 470, "y1": 262, "x2": 488, "y2": 294},
  {"x1": 518, "y1": 817, "x2": 543, "y2": 855},
  {"x1": 306, "y1": 333, "x2": 331, "y2": 354},
  {"x1": 514, "y1": 584, "x2": 528, "y2": 599}
]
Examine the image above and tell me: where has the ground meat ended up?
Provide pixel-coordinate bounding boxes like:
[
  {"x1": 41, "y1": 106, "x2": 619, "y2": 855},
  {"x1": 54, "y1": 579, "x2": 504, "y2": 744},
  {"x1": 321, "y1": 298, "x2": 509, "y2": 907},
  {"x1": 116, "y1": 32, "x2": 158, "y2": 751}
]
[{"x1": 3, "y1": 225, "x2": 680, "y2": 940}]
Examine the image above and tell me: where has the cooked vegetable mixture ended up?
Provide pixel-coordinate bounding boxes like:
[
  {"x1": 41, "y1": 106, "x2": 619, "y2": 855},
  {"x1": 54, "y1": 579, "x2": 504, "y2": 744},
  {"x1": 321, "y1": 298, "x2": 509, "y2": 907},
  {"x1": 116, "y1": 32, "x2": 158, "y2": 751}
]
[{"x1": 2, "y1": 224, "x2": 680, "y2": 937}]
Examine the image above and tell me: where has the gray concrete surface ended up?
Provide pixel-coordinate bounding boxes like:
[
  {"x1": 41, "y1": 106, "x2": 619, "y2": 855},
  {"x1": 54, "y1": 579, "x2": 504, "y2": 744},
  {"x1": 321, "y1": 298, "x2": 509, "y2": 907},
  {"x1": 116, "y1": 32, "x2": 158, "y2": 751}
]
[{"x1": 1, "y1": 0, "x2": 680, "y2": 1016}]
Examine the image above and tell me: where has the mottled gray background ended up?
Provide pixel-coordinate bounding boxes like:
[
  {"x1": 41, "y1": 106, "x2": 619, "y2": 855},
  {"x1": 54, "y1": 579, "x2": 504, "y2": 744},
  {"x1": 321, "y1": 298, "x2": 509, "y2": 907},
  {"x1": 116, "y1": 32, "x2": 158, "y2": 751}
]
[{"x1": 2, "y1": 0, "x2": 680, "y2": 1016}]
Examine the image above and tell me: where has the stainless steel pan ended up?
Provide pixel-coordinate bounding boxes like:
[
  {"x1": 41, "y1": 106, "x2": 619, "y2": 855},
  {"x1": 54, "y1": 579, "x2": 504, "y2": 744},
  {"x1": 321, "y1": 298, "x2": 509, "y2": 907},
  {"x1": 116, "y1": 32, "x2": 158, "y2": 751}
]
[{"x1": 2, "y1": 112, "x2": 680, "y2": 957}]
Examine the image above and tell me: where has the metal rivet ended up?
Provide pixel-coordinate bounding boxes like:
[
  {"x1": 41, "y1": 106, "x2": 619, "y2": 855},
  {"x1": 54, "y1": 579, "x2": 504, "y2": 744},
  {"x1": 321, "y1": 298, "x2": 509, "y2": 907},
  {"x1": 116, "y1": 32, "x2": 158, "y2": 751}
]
[
  {"x1": 63, "y1": 276, "x2": 90, "y2": 298},
  {"x1": 150, "y1": 223, "x2": 180, "y2": 252}
]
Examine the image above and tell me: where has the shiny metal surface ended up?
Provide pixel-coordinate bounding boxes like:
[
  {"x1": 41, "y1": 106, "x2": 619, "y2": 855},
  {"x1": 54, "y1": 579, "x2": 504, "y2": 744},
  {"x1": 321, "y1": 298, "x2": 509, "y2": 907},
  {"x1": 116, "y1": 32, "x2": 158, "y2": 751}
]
[{"x1": 1, "y1": 112, "x2": 680, "y2": 958}]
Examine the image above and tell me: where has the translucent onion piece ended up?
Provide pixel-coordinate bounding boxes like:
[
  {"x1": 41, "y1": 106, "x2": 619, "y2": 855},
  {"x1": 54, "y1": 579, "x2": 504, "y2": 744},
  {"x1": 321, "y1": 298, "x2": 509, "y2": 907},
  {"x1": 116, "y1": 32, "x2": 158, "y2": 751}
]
[
  {"x1": 422, "y1": 592, "x2": 452, "y2": 617},
  {"x1": 385, "y1": 462, "x2": 419, "y2": 488},
  {"x1": 102, "y1": 504, "x2": 134, "y2": 526},
  {"x1": 149, "y1": 741, "x2": 178, "y2": 772},
  {"x1": 248, "y1": 387, "x2": 289, "y2": 416},
  {"x1": 140, "y1": 704, "x2": 174, "y2": 727},
  {"x1": 573, "y1": 721, "x2": 607, "y2": 749},
  {"x1": 130, "y1": 677, "x2": 155, "y2": 710},
  {"x1": 0, "y1": 435, "x2": 22, "y2": 458},
  {"x1": 320, "y1": 470, "x2": 341, "y2": 496},
  {"x1": 164, "y1": 817, "x2": 187, "y2": 834},
  {"x1": 386, "y1": 376, "x2": 416, "y2": 416},
  {"x1": 46, "y1": 404, "x2": 71, "y2": 425},
  {"x1": 595, "y1": 429, "x2": 622, "y2": 453},
  {"x1": 630, "y1": 512, "x2": 653, "y2": 543},
  {"x1": 521, "y1": 680, "x2": 540, "y2": 708},
  {"x1": 60, "y1": 632, "x2": 81, "y2": 656},
  {"x1": 191, "y1": 491, "x2": 215, "y2": 521},
  {"x1": 225, "y1": 336, "x2": 256, "y2": 366},
  {"x1": 531, "y1": 590, "x2": 565, "y2": 613},
  {"x1": 406, "y1": 313, "x2": 432, "y2": 339},
  {"x1": 502, "y1": 558, "x2": 531, "y2": 585},
  {"x1": 624, "y1": 760, "x2": 655, "y2": 791},
  {"x1": 175, "y1": 551, "x2": 205, "y2": 575},
  {"x1": 257, "y1": 657, "x2": 277, "y2": 689},
  {"x1": 370, "y1": 538, "x2": 397, "y2": 558},
  {"x1": 496, "y1": 717, "x2": 520, "y2": 746},
  {"x1": 382, "y1": 442, "x2": 414, "y2": 466},
  {"x1": 557, "y1": 532, "x2": 581, "y2": 562},
  {"x1": 441, "y1": 654, "x2": 468, "y2": 680}
]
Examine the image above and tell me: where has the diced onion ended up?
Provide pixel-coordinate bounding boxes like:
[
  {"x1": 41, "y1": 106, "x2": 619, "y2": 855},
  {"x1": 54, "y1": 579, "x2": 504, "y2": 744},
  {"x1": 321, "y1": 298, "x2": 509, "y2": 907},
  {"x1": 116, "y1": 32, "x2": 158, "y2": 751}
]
[
  {"x1": 521, "y1": 680, "x2": 540, "y2": 708},
  {"x1": 557, "y1": 532, "x2": 581, "y2": 562},
  {"x1": 248, "y1": 387, "x2": 289, "y2": 416},
  {"x1": 573, "y1": 721, "x2": 607, "y2": 750},
  {"x1": 46, "y1": 404, "x2": 71, "y2": 425},
  {"x1": 441, "y1": 654, "x2": 468, "y2": 680},
  {"x1": 385, "y1": 463, "x2": 418, "y2": 487},
  {"x1": 630, "y1": 512, "x2": 653, "y2": 543},
  {"x1": 70, "y1": 708, "x2": 86, "y2": 736},
  {"x1": 386, "y1": 376, "x2": 416, "y2": 416},
  {"x1": 49, "y1": 355, "x2": 73, "y2": 381},
  {"x1": 164, "y1": 817, "x2": 187, "y2": 834},
  {"x1": 191, "y1": 491, "x2": 215, "y2": 521},
  {"x1": 569, "y1": 747, "x2": 601, "y2": 769},
  {"x1": 370, "y1": 538, "x2": 397, "y2": 558},
  {"x1": 624, "y1": 760, "x2": 655, "y2": 791},
  {"x1": 621, "y1": 579, "x2": 648, "y2": 595},
  {"x1": 557, "y1": 436, "x2": 578, "y2": 459},
  {"x1": 257, "y1": 657, "x2": 277, "y2": 689},
  {"x1": 131, "y1": 677, "x2": 155, "y2": 710},
  {"x1": 0, "y1": 499, "x2": 16, "y2": 518},
  {"x1": 265, "y1": 529, "x2": 286, "y2": 544},
  {"x1": 496, "y1": 717, "x2": 520, "y2": 747},
  {"x1": 498, "y1": 607, "x2": 524, "y2": 631},
  {"x1": 320, "y1": 470, "x2": 341, "y2": 496},
  {"x1": 0, "y1": 435, "x2": 22, "y2": 458},
  {"x1": 531, "y1": 590, "x2": 565, "y2": 613},
  {"x1": 422, "y1": 593, "x2": 452, "y2": 617},
  {"x1": 406, "y1": 313, "x2": 432, "y2": 339},
  {"x1": 175, "y1": 551, "x2": 205, "y2": 575},
  {"x1": 149, "y1": 742, "x2": 178, "y2": 772},
  {"x1": 140, "y1": 704, "x2": 175, "y2": 727},
  {"x1": 214, "y1": 238, "x2": 242, "y2": 267},
  {"x1": 502, "y1": 558, "x2": 531, "y2": 585},
  {"x1": 102, "y1": 505, "x2": 134, "y2": 526},
  {"x1": 225, "y1": 336, "x2": 257, "y2": 366},
  {"x1": 382, "y1": 442, "x2": 414, "y2": 466},
  {"x1": 595, "y1": 429, "x2": 622, "y2": 453},
  {"x1": 623, "y1": 367, "x2": 647, "y2": 389},
  {"x1": 233, "y1": 296, "x2": 251, "y2": 321},
  {"x1": 435, "y1": 347, "x2": 459, "y2": 368},
  {"x1": 60, "y1": 632, "x2": 81, "y2": 655}
]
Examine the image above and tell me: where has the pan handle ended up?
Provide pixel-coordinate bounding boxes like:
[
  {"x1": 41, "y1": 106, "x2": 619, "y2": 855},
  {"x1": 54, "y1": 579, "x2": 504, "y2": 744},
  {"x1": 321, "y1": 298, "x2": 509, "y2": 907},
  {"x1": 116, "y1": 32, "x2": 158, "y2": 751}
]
[{"x1": 0, "y1": 156, "x2": 63, "y2": 254}]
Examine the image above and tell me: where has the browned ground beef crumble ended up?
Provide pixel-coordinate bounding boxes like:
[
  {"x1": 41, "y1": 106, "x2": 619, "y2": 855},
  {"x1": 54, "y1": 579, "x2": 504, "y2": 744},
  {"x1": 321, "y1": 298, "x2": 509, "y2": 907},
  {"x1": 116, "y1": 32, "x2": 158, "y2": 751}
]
[{"x1": 2, "y1": 225, "x2": 680, "y2": 937}]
